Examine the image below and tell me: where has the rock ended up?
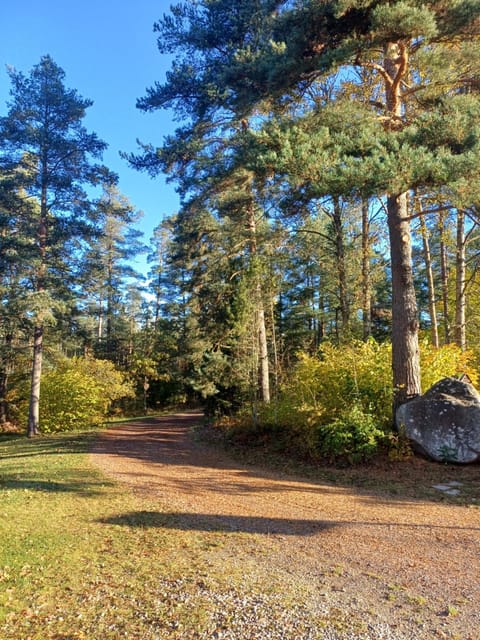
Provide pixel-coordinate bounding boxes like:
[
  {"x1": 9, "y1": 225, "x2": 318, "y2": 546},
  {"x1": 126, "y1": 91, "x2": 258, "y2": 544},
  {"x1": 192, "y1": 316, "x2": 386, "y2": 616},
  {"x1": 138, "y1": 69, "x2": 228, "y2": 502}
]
[
  {"x1": 396, "y1": 377, "x2": 480, "y2": 464},
  {"x1": 432, "y1": 484, "x2": 462, "y2": 496}
]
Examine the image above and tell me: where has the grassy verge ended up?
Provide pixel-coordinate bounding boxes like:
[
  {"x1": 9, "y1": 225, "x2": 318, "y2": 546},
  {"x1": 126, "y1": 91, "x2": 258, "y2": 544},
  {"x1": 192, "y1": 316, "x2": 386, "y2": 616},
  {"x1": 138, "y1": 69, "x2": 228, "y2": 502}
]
[{"x1": 0, "y1": 430, "x2": 338, "y2": 640}]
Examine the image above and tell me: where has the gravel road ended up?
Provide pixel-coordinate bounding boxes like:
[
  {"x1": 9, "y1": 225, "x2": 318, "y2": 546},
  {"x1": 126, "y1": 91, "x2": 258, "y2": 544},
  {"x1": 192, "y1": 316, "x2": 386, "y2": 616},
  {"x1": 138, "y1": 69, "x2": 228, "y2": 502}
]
[{"x1": 91, "y1": 412, "x2": 480, "y2": 640}]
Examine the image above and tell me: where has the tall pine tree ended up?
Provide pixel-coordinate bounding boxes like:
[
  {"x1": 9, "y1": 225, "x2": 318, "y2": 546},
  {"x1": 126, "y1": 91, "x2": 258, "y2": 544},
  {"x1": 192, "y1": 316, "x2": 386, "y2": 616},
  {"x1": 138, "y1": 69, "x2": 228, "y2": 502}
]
[{"x1": 0, "y1": 56, "x2": 108, "y2": 435}]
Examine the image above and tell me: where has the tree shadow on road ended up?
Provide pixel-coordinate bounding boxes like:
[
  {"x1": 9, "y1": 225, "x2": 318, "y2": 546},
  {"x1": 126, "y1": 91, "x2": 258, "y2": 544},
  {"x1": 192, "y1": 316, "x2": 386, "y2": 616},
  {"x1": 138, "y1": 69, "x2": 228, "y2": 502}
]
[
  {"x1": 91, "y1": 414, "x2": 480, "y2": 506},
  {"x1": 99, "y1": 510, "x2": 336, "y2": 535},
  {"x1": 99, "y1": 509, "x2": 480, "y2": 535}
]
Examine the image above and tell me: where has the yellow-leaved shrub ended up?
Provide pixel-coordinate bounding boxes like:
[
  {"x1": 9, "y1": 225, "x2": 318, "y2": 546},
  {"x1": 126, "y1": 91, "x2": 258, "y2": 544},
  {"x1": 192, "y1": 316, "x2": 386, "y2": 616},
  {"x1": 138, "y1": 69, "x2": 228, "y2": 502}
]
[
  {"x1": 229, "y1": 339, "x2": 478, "y2": 463},
  {"x1": 420, "y1": 340, "x2": 477, "y2": 390},
  {"x1": 17, "y1": 357, "x2": 134, "y2": 433}
]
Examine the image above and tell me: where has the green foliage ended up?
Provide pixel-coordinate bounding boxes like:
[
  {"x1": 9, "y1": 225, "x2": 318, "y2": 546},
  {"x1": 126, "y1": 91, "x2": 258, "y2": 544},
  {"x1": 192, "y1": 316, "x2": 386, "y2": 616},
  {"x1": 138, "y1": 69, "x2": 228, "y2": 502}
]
[
  {"x1": 227, "y1": 339, "x2": 478, "y2": 463},
  {"x1": 290, "y1": 340, "x2": 393, "y2": 428},
  {"x1": 386, "y1": 425, "x2": 413, "y2": 462},
  {"x1": 125, "y1": 0, "x2": 480, "y2": 424},
  {"x1": 16, "y1": 358, "x2": 134, "y2": 433},
  {"x1": 226, "y1": 397, "x2": 384, "y2": 464},
  {"x1": 371, "y1": 2, "x2": 438, "y2": 40},
  {"x1": 317, "y1": 404, "x2": 385, "y2": 463},
  {"x1": 437, "y1": 444, "x2": 459, "y2": 464}
]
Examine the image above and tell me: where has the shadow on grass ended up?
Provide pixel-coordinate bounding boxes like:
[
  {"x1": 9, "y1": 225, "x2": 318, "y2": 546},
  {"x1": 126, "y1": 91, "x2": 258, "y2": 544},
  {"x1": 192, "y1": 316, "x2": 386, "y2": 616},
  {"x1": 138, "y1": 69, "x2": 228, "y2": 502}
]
[
  {"x1": 99, "y1": 510, "x2": 335, "y2": 536},
  {"x1": 0, "y1": 431, "x2": 113, "y2": 495},
  {"x1": 0, "y1": 431, "x2": 97, "y2": 460},
  {"x1": 0, "y1": 475, "x2": 112, "y2": 495}
]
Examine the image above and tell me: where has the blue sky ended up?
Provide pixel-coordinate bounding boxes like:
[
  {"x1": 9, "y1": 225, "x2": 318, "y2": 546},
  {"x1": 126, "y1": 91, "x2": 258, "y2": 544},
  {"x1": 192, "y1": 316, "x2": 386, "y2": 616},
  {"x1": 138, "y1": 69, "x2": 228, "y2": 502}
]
[{"x1": 0, "y1": 1, "x2": 181, "y2": 273}]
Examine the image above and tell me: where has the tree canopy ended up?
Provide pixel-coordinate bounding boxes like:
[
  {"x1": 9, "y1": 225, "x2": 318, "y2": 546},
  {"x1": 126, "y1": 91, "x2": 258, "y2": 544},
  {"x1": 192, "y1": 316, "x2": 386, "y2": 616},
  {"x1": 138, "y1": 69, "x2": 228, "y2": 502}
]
[{"x1": 130, "y1": 0, "x2": 480, "y2": 410}]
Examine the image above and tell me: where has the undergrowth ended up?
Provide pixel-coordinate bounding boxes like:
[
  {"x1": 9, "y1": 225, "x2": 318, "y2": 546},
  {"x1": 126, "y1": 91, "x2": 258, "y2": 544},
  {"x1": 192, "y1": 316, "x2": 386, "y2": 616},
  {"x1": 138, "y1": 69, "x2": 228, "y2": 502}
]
[{"x1": 219, "y1": 340, "x2": 477, "y2": 464}]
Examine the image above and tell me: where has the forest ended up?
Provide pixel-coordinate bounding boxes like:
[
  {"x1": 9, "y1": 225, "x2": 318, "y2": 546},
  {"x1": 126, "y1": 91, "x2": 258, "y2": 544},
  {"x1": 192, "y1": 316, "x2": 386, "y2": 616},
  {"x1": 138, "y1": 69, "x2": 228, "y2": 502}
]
[{"x1": 1, "y1": 1, "x2": 480, "y2": 462}]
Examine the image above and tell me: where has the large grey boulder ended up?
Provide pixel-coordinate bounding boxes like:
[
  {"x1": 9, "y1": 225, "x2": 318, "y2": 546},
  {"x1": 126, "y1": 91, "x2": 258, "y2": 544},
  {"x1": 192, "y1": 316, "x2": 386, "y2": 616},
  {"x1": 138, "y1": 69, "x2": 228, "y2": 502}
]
[{"x1": 396, "y1": 377, "x2": 480, "y2": 463}]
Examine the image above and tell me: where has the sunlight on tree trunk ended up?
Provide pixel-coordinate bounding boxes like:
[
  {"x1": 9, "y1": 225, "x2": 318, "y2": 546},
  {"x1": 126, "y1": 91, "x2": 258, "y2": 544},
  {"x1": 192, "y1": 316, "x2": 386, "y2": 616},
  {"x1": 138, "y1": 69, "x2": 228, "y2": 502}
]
[
  {"x1": 247, "y1": 203, "x2": 270, "y2": 404},
  {"x1": 383, "y1": 42, "x2": 421, "y2": 410},
  {"x1": 455, "y1": 210, "x2": 466, "y2": 351},
  {"x1": 27, "y1": 325, "x2": 43, "y2": 437},
  {"x1": 387, "y1": 193, "x2": 421, "y2": 409},
  {"x1": 361, "y1": 199, "x2": 372, "y2": 341},
  {"x1": 439, "y1": 212, "x2": 451, "y2": 344},
  {"x1": 331, "y1": 198, "x2": 349, "y2": 338},
  {"x1": 419, "y1": 212, "x2": 439, "y2": 348}
]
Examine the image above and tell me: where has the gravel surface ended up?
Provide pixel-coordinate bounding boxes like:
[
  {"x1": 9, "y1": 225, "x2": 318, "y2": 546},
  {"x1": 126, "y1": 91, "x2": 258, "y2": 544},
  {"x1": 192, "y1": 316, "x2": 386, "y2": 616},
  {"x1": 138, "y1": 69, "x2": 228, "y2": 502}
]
[{"x1": 91, "y1": 413, "x2": 480, "y2": 640}]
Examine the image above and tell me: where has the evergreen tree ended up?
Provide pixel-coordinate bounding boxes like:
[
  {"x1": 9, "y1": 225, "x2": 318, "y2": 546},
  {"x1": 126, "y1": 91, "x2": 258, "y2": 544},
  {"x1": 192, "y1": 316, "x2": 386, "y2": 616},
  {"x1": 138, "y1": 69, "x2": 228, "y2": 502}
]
[
  {"x1": 131, "y1": 0, "x2": 480, "y2": 416},
  {"x1": 131, "y1": 1, "x2": 480, "y2": 412},
  {"x1": 224, "y1": 0, "x2": 480, "y2": 408},
  {"x1": 147, "y1": 222, "x2": 172, "y2": 329},
  {"x1": 0, "y1": 162, "x2": 35, "y2": 422},
  {"x1": 82, "y1": 184, "x2": 146, "y2": 363},
  {"x1": 128, "y1": 103, "x2": 278, "y2": 406},
  {"x1": 0, "y1": 56, "x2": 108, "y2": 435}
]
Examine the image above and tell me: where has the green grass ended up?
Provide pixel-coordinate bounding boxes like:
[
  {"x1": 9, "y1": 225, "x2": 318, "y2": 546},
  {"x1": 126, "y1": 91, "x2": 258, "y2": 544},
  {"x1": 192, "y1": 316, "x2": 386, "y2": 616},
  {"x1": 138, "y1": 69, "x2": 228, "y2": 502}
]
[
  {"x1": 0, "y1": 431, "x2": 237, "y2": 639},
  {"x1": 0, "y1": 430, "x2": 334, "y2": 639}
]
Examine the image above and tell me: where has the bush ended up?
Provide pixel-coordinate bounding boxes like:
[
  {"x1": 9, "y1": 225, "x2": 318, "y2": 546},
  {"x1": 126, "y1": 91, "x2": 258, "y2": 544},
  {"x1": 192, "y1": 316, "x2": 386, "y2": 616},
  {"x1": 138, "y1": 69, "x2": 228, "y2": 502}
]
[
  {"x1": 280, "y1": 339, "x2": 477, "y2": 432},
  {"x1": 317, "y1": 404, "x2": 385, "y2": 463},
  {"x1": 226, "y1": 339, "x2": 478, "y2": 464},
  {"x1": 17, "y1": 357, "x2": 134, "y2": 433},
  {"x1": 420, "y1": 340, "x2": 477, "y2": 389},
  {"x1": 287, "y1": 340, "x2": 393, "y2": 428}
]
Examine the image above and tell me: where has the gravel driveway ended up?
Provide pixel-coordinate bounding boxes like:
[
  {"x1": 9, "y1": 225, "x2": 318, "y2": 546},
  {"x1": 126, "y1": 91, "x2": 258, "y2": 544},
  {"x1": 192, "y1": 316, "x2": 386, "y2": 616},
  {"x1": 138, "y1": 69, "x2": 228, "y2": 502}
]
[{"x1": 91, "y1": 412, "x2": 480, "y2": 640}]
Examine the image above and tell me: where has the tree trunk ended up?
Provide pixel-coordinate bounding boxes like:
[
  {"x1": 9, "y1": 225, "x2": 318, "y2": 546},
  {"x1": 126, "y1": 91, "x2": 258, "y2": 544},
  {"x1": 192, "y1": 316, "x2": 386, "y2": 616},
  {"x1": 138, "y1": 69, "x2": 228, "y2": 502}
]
[
  {"x1": 331, "y1": 197, "x2": 349, "y2": 337},
  {"x1": 143, "y1": 377, "x2": 149, "y2": 413},
  {"x1": 387, "y1": 193, "x2": 421, "y2": 411},
  {"x1": 27, "y1": 325, "x2": 43, "y2": 437},
  {"x1": 454, "y1": 209, "x2": 466, "y2": 351},
  {"x1": 27, "y1": 177, "x2": 48, "y2": 436},
  {"x1": 247, "y1": 201, "x2": 270, "y2": 403},
  {"x1": 384, "y1": 42, "x2": 421, "y2": 413},
  {"x1": 361, "y1": 199, "x2": 372, "y2": 341},
  {"x1": 154, "y1": 272, "x2": 162, "y2": 330},
  {"x1": 257, "y1": 294, "x2": 271, "y2": 403},
  {"x1": 317, "y1": 290, "x2": 326, "y2": 345},
  {"x1": 0, "y1": 334, "x2": 12, "y2": 424},
  {"x1": 439, "y1": 212, "x2": 451, "y2": 344},
  {"x1": 106, "y1": 292, "x2": 113, "y2": 356},
  {"x1": 0, "y1": 371, "x2": 7, "y2": 424},
  {"x1": 270, "y1": 296, "x2": 279, "y2": 399},
  {"x1": 154, "y1": 237, "x2": 166, "y2": 331},
  {"x1": 419, "y1": 213, "x2": 439, "y2": 348},
  {"x1": 97, "y1": 296, "x2": 104, "y2": 340}
]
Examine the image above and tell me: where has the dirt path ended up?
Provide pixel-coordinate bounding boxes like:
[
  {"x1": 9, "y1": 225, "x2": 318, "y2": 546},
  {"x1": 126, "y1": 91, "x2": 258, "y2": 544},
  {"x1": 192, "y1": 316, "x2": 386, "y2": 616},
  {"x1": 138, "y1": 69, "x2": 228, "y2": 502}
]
[{"x1": 91, "y1": 413, "x2": 480, "y2": 639}]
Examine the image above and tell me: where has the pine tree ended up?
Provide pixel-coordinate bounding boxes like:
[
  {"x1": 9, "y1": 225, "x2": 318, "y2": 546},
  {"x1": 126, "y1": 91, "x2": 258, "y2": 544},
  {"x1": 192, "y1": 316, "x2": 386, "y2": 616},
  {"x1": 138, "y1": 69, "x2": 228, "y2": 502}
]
[
  {"x1": 0, "y1": 56, "x2": 108, "y2": 435},
  {"x1": 147, "y1": 222, "x2": 172, "y2": 330},
  {"x1": 128, "y1": 105, "x2": 277, "y2": 406},
  {"x1": 132, "y1": 0, "x2": 480, "y2": 413},
  {"x1": 219, "y1": 0, "x2": 480, "y2": 408},
  {"x1": 82, "y1": 184, "x2": 146, "y2": 363},
  {"x1": 0, "y1": 162, "x2": 34, "y2": 423}
]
